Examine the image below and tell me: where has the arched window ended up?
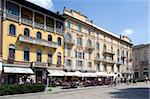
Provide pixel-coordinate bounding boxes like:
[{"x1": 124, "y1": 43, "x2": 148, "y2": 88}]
[
  {"x1": 96, "y1": 43, "x2": 99, "y2": 50},
  {"x1": 48, "y1": 50, "x2": 53, "y2": 63},
  {"x1": 24, "y1": 28, "x2": 30, "y2": 37},
  {"x1": 24, "y1": 47, "x2": 30, "y2": 61},
  {"x1": 48, "y1": 34, "x2": 52, "y2": 42},
  {"x1": 67, "y1": 33, "x2": 71, "y2": 41},
  {"x1": 36, "y1": 49, "x2": 42, "y2": 62},
  {"x1": 104, "y1": 44, "x2": 106, "y2": 50},
  {"x1": 117, "y1": 49, "x2": 120, "y2": 56},
  {"x1": 57, "y1": 52, "x2": 61, "y2": 65},
  {"x1": 87, "y1": 39, "x2": 92, "y2": 47},
  {"x1": 9, "y1": 24, "x2": 16, "y2": 35},
  {"x1": 37, "y1": 32, "x2": 42, "y2": 39},
  {"x1": 8, "y1": 44, "x2": 16, "y2": 60},
  {"x1": 97, "y1": 53, "x2": 100, "y2": 59},
  {"x1": 58, "y1": 37, "x2": 62, "y2": 46}
]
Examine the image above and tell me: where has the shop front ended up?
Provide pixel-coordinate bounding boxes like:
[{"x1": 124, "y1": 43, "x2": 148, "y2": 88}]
[{"x1": 2, "y1": 64, "x2": 34, "y2": 84}]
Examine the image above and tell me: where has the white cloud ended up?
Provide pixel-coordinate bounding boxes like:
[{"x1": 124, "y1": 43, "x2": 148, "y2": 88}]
[
  {"x1": 26, "y1": 0, "x2": 54, "y2": 11},
  {"x1": 122, "y1": 28, "x2": 134, "y2": 36}
]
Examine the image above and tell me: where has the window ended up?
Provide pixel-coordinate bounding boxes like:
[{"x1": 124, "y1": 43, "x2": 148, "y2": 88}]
[
  {"x1": 111, "y1": 46, "x2": 113, "y2": 52},
  {"x1": 67, "y1": 48, "x2": 71, "y2": 57},
  {"x1": 88, "y1": 52, "x2": 92, "y2": 59},
  {"x1": 97, "y1": 53, "x2": 100, "y2": 59},
  {"x1": 67, "y1": 21, "x2": 71, "y2": 28},
  {"x1": 88, "y1": 62, "x2": 92, "y2": 67},
  {"x1": 37, "y1": 32, "x2": 42, "y2": 39},
  {"x1": 117, "y1": 49, "x2": 120, "y2": 56},
  {"x1": 87, "y1": 40, "x2": 92, "y2": 47},
  {"x1": 66, "y1": 33, "x2": 71, "y2": 41},
  {"x1": 97, "y1": 63, "x2": 100, "y2": 72},
  {"x1": 48, "y1": 34, "x2": 52, "y2": 42},
  {"x1": 9, "y1": 24, "x2": 16, "y2": 35},
  {"x1": 24, "y1": 28, "x2": 30, "y2": 37},
  {"x1": 134, "y1": 72, "x2": 139, "y2": 78},
  {"x1": 78, "y1": 24, "x2": 81, "y2": 32},
  {"x1": 67, "y1": 59, "x2": 72, "y2": 66},
  {"x1": 24, "y1": 48, "x2": 29, "y2": 61},
  {"x1": 104, "y1": 65, "x2": 107, "y2": 72},
  {"x1": 111, "y1": 65, "x2": 114, "y2": 72},
  {"x1": 96, "y1": 43, "x2": 99, "y2": 50},
  {"x1": 57, "y1": 53, "x2": 61, "y2": 65},
  {"x1": 104, "y1": 44, "x2": 106, "y2": 50},
  {"x1": 77, "y1": 60, "x2": 83, "y2": 70},
  {"x1": 88, "y1": 28, "x2": 91, "y2": 35},
  {"x1": 56, "y1": 21, "x2": 63, "y2": 30},
  {"x1": 117, "y1": 65, "x2": 120, "y2": 72},
  {"x1": 8, "y1": 44, "x2": 15, "y2": 60},
  {"x1": 58, "y1": 37, "x2": 62, "y2": 46},
  {"x1": 37, "y1": 49, "x2": 42, "y2": 62},
  {"x1": 77, "y1": 38, "x2": 82, "y2": 46},
  {"x1": 6, "y1": 2, "x2": 19, "y2": 15},
  {"x1": 48, "y1": 51, "x2": 53, "y2": 63}
]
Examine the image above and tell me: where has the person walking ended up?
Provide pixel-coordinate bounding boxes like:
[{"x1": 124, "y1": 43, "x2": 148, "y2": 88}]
[{"x1": 145, "y1": 76, "x2": 149, "y2": 83}]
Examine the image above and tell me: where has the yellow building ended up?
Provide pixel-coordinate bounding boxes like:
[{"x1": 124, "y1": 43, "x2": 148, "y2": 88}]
[
  {"x1": 0, "y1": 0, "x2": 65, "y2": 84},
  {"x1": 63, "y1": 8, "x2": 133, "y2": 79}
]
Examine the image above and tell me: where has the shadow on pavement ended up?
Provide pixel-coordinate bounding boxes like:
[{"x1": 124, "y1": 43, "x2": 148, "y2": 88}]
[{"x1": 109, "y1": 87, "x2": 150, "y2": 99}]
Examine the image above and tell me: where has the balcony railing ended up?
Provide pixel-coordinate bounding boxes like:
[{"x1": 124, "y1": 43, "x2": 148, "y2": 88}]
[
  {"x1": 32, "y1": 62, "x2": 47, "y2": 68},
  {"x1": 34, "y1": 22, "x2": 44, "y2": 29},
  {"x1": 102, "y1": 58, "x2": 115, "y2": 64},
  {"x1": 95, "y1": 57, "x2": 103, "y2": 62},
  {"x1": 19, "y1": 34, "x2": 58, "y2": 48},
  {"x1": 21, "y1": 18, "x2": 32, "y2": 25},
  {"x1": 103, "y1": 49, "x2": 115, "y2": 55},
  {"x1": 46, "y1": 26, "x2": 54, "y2": 32},
  {"x1": 85, "y1": 45, "x2": 94, "y2": 51},
  {"x1": 140, "y1": 61, "x2": 149, "y2": 65},
  {"x1": 64, "y1": 65, "x2": 72, "y2": 70},
  {"x1": 5, "y1": 12, "x2": 19, "y2": 22},
  {"x1": 65, "y1": 39, "x2": 75, "y2": 46},
  {"x1": 116, "y1": 61, "x2": 123, "y2": 65},
  {"x1": 56, "y1": 28, "x2": 64, "y2": 34}
]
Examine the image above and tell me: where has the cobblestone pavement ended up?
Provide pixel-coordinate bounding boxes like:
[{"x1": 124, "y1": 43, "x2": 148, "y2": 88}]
[{"x1": 1, "y1": 82, "x2": 150, "y2": 99}]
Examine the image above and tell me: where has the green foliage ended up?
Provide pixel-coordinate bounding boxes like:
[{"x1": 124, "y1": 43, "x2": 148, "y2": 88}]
[{"x1": 0, "y1": 84, "x2": 45, "y2": 96}]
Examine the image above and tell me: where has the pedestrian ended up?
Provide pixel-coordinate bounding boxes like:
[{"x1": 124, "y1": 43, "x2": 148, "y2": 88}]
[
  {"x1": 114, "y1": 77, "x2": 117, "y2": 86},
  {"x1": 145, "y1": 76, "x2": 148, "y2": 83}
]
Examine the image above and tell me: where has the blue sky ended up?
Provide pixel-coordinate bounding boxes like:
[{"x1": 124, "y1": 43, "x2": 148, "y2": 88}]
[{"x1": 28, "y1": 0, "x2": 149, "y2": 45}]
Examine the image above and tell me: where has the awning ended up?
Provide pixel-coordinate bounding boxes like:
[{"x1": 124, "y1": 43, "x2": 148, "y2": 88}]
[
  {"x1": 81, "y1": 72, "x2": 97, "y2": 77},
  {"x1": 4, "y1": 66, "x2": 34, "y2": 74},
  {"x1": 96, "y1": 72, "x2": 107, "y2": 77},
  {"x1": 48, "y1": 70, "x2": 65, "y2": 76},
  {"x1": 64, "y1": 72, "x2": 76, "y2": 76}
]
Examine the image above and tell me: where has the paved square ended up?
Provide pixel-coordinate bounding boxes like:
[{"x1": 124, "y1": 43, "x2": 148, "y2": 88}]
[{"x1": 1, "y1": 82, "x2": 149, "y2": 99}]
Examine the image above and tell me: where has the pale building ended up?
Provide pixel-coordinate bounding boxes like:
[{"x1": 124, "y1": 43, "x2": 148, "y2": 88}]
[
  {"x1": 133, "y1": 43, "x2": 150, "y2": 81},
  {"x1": 63, "y1": 7, "x2": 133, "y2": 78}
]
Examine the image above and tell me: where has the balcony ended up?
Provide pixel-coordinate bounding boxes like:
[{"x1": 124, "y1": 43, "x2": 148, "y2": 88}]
[
  {"x1": 34, "y1": 22, "x2": 44, "y2": 29},
  {"x1": 5, "y1": 12, "x2": 19, "y2": 22},
  {"x1": 64, "y1": 65, "x2": 72, "y2": 70},
  {"x1": 65, "y1": 39, "x2": 75, "y2": 46},
  {"x1": 21, "y1": 18, "x2": 32, "y2": 26},
  {"x1": 56, "y1": 28, "x2": 64, "y2": 35},
  {"x1": 19, "y1": 34, "x2": 58, "y2": 48},
  {"x1": 103, "y1": 49, "x2": 115, "y2": 55},
  {"x1": 32, "y1": 62, "x2": 47, "y2": 68},
  {"x1": 95, "y1": 57, "x2": 103, "y2": 62},
  {"x1": 85, "y1": 45, "x2": 94, "y2": 51},
  {"x1": 121, "y1": 54, "x2": 126, "y2": 58},
  {"x1": 102, "y1": 58, "x2": 115, "y2": 64},
  {"x1": 46, "y1": 26, "x2": 54, "y2": 32},
  {"x1": 140, "y1": 60, "x2": 149, "y2": 65},
  {"x1": 116, "y1": 61, "x2": 123, "y2": 65}
]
